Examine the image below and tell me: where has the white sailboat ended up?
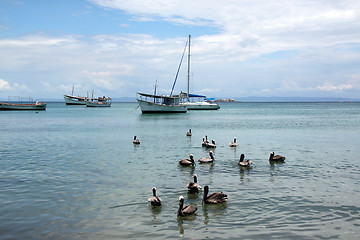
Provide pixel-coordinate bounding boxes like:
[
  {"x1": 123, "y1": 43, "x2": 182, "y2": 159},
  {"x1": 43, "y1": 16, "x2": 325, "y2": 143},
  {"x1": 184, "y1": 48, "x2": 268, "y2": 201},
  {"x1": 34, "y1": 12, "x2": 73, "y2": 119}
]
[{"x1": 180, "y1": 35, "x2": 220, "y2": 110}]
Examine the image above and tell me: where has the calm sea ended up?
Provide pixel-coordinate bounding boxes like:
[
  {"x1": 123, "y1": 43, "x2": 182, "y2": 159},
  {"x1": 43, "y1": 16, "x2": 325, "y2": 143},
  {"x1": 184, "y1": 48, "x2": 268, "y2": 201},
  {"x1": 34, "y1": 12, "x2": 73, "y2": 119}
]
[{"x1": 1, "y1": 102, "x2": 359, "y2": 239}]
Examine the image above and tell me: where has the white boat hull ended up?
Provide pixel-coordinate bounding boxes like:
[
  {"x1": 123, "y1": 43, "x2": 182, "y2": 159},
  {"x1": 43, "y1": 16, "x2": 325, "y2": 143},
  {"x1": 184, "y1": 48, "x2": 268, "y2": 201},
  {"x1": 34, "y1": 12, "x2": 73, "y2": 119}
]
[
  {"x1": 182, "y1": 102, "x2": 220, "y2": 110},
  {"x1": 64, "y1": 95, "x2": 87, "y2": 105},
  {"x1": 137, "y1": 99, "x2": 187, "y2": 113}
]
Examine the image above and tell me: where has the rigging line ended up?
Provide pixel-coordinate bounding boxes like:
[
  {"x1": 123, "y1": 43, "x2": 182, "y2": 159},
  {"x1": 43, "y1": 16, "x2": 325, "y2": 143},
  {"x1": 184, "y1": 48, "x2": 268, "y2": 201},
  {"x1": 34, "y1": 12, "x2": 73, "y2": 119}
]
[{"x1": 170, "y1": 39, "x2": 188, "y2": 96}]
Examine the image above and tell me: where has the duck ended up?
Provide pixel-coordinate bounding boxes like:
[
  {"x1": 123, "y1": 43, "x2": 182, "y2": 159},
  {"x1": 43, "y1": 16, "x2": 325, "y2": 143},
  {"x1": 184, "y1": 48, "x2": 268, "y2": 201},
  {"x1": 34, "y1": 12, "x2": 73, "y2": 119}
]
[
  {"x1": 186, "y1": 129, "x2": 192, "y2": 136},
  {"x1": 229, "y1": 137, "x2": 239, "y2": 147},
  {"x1": 269, "y1": 152, "x2": 286, "y2": 162},
  {"x1": 187, "y1": 174, "x2": 202, "y2": 194},
  {"x1": 198, "y1": 151, "x2": 215, "y2": 163},
  {"x1": 147, "y1": 187, "x2": 162, "y2": 206},
  {"x1": 201, "y1": 137, "x2": 207, "y2": 147},
  {"x1": 202, "y1": 135, "x2": 209, "y2": 147},
  {"x1": 178, "y1": 196, "x2": 197, "y2": 216},
  {"x1": 133, "y1": 135, "x2": 140, "y2": 144},
  {"x1": 179, "y1": 154, "x2": 195, "y2": 166},
  {"x1": 205, "y1": 139, "x2": 216, "y2": 148},
  {"x1": 238, "y1": 153, "x2": 253, "y2": 167},
  {"x1": 203, "y1": 185, "x2": 228, "y2": 204}
]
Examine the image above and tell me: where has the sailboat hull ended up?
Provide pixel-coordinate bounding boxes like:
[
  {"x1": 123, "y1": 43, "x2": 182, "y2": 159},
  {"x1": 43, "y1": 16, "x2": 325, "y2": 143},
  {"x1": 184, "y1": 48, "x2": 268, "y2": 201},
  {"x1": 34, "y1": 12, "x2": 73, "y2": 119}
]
[{"x1": 182, "y1": 102, "x2": 220, "y2": 110}]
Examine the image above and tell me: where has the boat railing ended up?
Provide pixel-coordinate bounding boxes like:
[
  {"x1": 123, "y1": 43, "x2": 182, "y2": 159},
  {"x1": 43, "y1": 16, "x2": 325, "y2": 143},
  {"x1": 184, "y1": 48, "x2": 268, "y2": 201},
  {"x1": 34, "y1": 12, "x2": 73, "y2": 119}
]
[
  {"x1": 7, "y1": 96, "x2": 35, "y2": 104},
  {"x1": 137, "y1": 92, "x2": 183, "y2": 106}
]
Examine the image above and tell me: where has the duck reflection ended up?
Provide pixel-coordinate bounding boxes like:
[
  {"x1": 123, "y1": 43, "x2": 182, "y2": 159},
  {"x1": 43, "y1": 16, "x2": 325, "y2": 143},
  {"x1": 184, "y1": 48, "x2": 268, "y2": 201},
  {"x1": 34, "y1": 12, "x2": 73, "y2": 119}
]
[
  {"x1": 150, "y1": 205, "x2": 162, "y2": 220},
  {"x1": 177, "y1": 211, "x2": 196, "y2": 235},
  {"x1": 178, "y1": 164, "x2": 195, "y2": 176},
  {"x1": 269, "y1": 162, "x2": 285, "y2": 182},
  {"x1": 239, "y1": 167, "x2": 253, "y2": 183},
  {"x1": 202, "y1": 202, "x2": 228, "y2": 225}
]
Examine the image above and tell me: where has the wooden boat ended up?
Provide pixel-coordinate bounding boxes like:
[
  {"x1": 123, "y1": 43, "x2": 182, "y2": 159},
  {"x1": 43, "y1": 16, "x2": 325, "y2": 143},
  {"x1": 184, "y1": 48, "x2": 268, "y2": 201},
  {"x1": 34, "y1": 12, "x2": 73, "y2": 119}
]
[
  {"x1": 136, "y1": 92, "x2": 187, "y2": 113},
  {"x1": 0, "y1": 96, "x2": 46, "y2": 110},
  {"x1": 64, "y1": 86, "x2": 88, "y2": 105},
  {"x1": 85, "y1": 90, "x2": 111, "y2": 107},
  {"x1": 86, "y1": 97, "x2": 111, "y2": 107}
]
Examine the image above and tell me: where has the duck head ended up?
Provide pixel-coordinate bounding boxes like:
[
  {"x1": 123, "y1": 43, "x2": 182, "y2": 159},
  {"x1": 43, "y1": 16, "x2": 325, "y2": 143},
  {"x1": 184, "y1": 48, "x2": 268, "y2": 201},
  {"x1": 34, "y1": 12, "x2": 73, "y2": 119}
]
[
  {"x1": 269, "y1": 152, "x2": 275, "y2": 160},
  {"x1": 239, "y1": 153, "x2": 245, "y2": 162},
  {"x1": 203, "y1": 185, "x2": 209, "y2": 203}
]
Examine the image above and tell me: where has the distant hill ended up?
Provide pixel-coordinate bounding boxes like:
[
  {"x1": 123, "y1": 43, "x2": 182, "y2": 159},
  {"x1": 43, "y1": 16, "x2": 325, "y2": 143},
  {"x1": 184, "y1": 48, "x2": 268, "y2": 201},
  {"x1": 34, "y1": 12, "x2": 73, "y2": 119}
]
[{"x1": 219, "y1": 97, "x2": 359, "y2": 102}]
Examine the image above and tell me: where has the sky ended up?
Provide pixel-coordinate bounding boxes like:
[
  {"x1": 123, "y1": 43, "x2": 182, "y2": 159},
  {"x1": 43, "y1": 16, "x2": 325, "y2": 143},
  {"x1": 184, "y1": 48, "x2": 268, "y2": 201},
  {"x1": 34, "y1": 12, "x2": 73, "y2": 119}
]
[{"x1": 0, "y1": 0, "x2": 360, "y2": 100}]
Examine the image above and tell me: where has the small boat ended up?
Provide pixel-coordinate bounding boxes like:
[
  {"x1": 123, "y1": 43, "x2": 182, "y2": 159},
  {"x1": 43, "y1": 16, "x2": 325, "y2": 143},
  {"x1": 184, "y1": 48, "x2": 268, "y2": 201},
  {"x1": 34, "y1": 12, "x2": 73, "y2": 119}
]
[
  {"x1": 64, "y1": 86, "x2": 88, "y2": 105},
  {"x1": 85, "y1": 91, "x2": 111, "y2": 107},
  {"x1": 181, "y1": 94, "x2": 220, "y2": 110},
  {"x1": 86, "y1": 96, "x2": 112, "y2": 107},
  {"x1": 136, "y1": 92, "x2": 187, "y2": 113},
  {"x1": 0, "y1": 96, "x2": 46, "y2": 111}
]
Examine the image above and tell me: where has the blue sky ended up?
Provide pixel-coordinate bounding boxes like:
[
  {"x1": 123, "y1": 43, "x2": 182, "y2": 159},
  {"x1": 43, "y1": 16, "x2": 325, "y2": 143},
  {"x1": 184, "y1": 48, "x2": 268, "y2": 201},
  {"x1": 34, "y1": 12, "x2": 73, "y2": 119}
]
[{"x1": 1, "y1": 0, "x2": 360, "y2": 100}]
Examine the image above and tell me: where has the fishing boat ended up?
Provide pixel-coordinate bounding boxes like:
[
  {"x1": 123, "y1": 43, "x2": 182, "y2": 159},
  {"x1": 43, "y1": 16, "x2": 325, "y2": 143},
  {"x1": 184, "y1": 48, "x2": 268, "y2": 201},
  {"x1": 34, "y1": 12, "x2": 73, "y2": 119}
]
[
  {"x1": 0, "y1": 96, "x2": 46, "y2": 111},
  {"x1": 136, "y1": 92, "x2": 187, "y2": 113},
  {"x1": 86, "y1": 96, "x2": 112, "y2": 107},
  {"x1": 180, "y1": 35, "x2": 220, "y2": 110},
  {"x1": 64, "y1": 86, "x2": 88, "y2": 105},
  {"x1": 136, "y1": 66, "x2": 188, "y2": 113},
  {"x1": 85, "y1": 91, "x2": 111, "y2": 107}
]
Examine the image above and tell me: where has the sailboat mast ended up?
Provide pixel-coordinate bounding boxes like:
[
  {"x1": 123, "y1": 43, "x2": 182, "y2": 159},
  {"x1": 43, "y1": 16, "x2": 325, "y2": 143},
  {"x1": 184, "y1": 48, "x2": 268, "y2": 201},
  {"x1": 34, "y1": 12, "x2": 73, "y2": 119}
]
[{"x1": 187, "y1": 35, "x2": 191, "y2": 101}]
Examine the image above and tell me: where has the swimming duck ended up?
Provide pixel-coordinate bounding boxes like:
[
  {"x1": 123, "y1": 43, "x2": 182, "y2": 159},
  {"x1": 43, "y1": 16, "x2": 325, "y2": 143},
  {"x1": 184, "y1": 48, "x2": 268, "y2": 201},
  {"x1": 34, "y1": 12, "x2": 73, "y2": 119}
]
[
  {"x1": 202, "y1": 135, "x2": 209, "y2": 147},
  {"x1": 229, "y1": 137, "x2": 239, "y2": 147},
  {"x1": 178, "y1": 196, "x2": 197, "y2": 216},
  {"x1": 198, "y1": 151, "x2": 215, "y2": 163},
  {"x1": 201, "y1": 137, "x2": 207, "y2": 147},
  {"x1": 179, "y1": 154, "x2": 195, "y2": 166},
  {"x1": 187, "y1": 174, "x2": 202, "y2": 194},
  {"x1": 133, "y1": 136, "x2": 140, "y2": 144},
  {"x1": 205, "y1": 139, "x2": 216, "y2": 148},
  {"x1": 238, "y1": 153, "x2": 253, "y2": 167},
  {"x1": 269, "y1": 152, "x2": 286, "y2": 162},
  {"x1": 147, "y1": 187, "x2": 162, "y2": 206},
  {"x1": 186, "y1": 129, "x2": 192, "y2": 136},
  {"x1": 203, "y1": 185, "x2": 228, "y2": 204}
]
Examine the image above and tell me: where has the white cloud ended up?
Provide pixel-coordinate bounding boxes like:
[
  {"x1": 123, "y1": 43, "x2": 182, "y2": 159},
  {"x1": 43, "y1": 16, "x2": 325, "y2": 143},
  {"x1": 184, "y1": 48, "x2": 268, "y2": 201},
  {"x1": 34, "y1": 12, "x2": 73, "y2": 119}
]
[
  {"x1": 0, "y1": 79, "x2": 29, "y2": 92},
  {"x1": 1, "y1": 1, "x2": 360, "y2": 99},
  {"x1": 0, "y1": 79, "x2": 11, "y2": 90}
]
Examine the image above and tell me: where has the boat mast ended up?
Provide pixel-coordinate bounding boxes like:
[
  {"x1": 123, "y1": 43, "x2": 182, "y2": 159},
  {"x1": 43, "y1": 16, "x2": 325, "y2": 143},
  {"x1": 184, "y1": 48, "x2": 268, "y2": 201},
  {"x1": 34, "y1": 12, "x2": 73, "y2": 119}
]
[
  {"x1": 153, "y1": 80, "x2": 158, "y2": 103},
  {"x1": 187, "y1": 35, "x2": 191, "y2": 102},
  {"x1": 154, "y1": 80, "x2": 158, "y2": 96}
]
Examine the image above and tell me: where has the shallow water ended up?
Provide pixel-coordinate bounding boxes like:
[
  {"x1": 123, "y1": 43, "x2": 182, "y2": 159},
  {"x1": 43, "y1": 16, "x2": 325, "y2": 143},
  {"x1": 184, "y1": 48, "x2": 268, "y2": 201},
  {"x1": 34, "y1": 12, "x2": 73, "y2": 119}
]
[{"x1": 1, "y1": 102, "x2": 360, "y2": 239}]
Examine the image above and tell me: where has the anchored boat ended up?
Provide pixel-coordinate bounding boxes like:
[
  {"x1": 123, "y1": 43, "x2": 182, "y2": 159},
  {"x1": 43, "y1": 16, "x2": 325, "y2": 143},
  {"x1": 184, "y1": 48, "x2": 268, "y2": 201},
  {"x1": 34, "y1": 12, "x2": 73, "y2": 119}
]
[
  {"x1": 0, "y1": 96, "x2": 46, "y2": 111},
  {"x1": 136, "y1": 92, "x2": 187, "y2": 113},
  {"x1": 180, "y1": 35, "x2": 220, "y2": 110},
  {"x1": 64, "y1": 86, "x2": 88, "y2": 105},
  {"x1": 85, "y1": 91, "x2": 111, "y2": 107}
]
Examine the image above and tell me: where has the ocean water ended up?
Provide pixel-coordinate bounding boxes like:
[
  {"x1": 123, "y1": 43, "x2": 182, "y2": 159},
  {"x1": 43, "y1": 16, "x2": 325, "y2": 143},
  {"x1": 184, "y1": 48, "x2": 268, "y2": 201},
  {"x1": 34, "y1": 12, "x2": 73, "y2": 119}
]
[{"x1": 1, "y1": 102, "x2": 360, "y2": 239}]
